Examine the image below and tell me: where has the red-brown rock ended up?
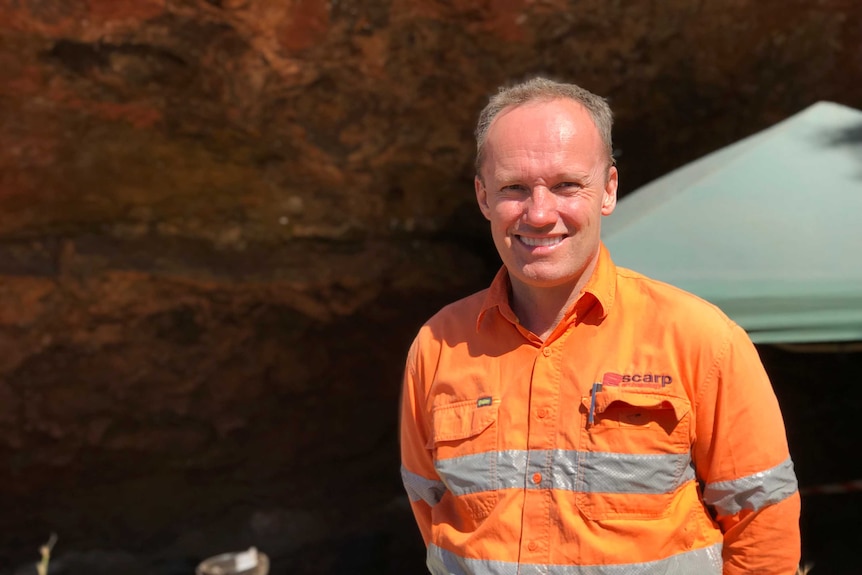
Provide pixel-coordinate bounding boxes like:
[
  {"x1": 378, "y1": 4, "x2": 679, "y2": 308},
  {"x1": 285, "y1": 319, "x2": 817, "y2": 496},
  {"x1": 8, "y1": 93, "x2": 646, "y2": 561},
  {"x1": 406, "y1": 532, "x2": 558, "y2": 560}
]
[{"x1": 1, "y1": 0, "x2": 862, "y2": 570}]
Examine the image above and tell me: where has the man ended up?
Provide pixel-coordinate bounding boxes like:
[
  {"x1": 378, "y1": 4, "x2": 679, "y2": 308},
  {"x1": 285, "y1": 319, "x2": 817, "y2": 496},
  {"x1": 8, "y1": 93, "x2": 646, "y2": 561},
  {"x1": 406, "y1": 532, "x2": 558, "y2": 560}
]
[{"x1": 400, "y1": 77, "x2": 800, "y2": 574}]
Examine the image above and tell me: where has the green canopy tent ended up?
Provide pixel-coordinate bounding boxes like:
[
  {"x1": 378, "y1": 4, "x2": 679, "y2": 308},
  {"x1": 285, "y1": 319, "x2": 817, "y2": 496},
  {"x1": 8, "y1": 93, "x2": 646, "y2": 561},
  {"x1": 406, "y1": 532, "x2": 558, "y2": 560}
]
[{"x1": 602, "y1": 102, "x2": 862, "y2": 344}]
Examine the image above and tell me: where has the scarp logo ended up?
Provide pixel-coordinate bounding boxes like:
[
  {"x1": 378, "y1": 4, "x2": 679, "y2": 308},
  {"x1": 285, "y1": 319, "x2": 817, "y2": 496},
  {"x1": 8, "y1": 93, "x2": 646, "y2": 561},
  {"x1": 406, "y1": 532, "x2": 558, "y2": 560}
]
[{"x1": 602, "y1": 371, "x2": 673, "y2": 388}]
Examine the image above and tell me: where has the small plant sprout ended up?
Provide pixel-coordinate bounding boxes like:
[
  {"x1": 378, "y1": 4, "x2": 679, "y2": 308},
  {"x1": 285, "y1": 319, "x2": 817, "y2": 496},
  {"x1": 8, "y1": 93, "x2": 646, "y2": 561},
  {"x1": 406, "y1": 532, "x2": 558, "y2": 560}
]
[{"x1": 36, "y1": 533, "x2": 57, "y2": 575}]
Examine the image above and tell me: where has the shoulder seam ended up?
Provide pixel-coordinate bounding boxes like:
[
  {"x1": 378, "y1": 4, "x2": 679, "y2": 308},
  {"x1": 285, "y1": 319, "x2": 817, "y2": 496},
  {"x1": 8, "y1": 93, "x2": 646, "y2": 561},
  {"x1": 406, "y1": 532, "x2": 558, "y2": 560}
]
[{"x1": 696, "y1": 315, "x2": 737, "y2": 408}]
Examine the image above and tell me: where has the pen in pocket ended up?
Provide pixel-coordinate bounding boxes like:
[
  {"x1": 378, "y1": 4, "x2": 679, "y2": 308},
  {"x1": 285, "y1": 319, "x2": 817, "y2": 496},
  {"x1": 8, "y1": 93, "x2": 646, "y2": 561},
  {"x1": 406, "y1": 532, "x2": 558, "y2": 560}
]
[{"x1": 588, "y1": 382, "x2": 603, "y2": 426}]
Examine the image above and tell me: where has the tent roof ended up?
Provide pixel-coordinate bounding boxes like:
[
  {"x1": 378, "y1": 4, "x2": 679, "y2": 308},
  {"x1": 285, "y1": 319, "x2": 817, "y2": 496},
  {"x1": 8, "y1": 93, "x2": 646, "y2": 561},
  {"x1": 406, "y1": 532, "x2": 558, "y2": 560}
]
[{"x1": 602, "y1": 101, "x2": 862, "y2": 344}]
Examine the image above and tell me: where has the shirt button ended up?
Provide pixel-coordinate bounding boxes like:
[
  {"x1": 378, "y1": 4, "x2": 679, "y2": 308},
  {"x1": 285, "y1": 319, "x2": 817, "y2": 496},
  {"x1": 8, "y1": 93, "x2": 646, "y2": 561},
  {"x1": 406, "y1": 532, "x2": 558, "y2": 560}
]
[
  {"x1": 532, "y1": 472, "x2": 542, "y2": 484},
  {"x1": 537, "y1": 407, "x2": 548, "y2": 419},
  {"x1": 542, "y1": 348, "x2": 551, "y2": 357},
  {"x1": 528, "y1": 541, "x2": 538, "y2": 551}
]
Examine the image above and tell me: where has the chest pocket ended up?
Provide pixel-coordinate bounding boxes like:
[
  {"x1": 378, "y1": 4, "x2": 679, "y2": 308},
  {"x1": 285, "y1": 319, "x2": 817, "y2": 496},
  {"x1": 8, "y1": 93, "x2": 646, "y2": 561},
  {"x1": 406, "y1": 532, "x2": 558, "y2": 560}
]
[
  {"x1": 576, "y1": 389, "x2": 693, "y2": 520},
  {"x1": 430, "y1": 398, "x2": 499, "y2": 518}
]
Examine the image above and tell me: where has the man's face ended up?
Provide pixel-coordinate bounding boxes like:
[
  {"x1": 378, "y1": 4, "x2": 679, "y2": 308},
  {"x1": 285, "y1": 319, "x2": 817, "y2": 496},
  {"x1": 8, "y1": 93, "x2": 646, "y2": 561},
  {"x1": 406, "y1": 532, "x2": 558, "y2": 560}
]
[{"x1": 475, "y1": 98, "x2": 618, "y2": 294}]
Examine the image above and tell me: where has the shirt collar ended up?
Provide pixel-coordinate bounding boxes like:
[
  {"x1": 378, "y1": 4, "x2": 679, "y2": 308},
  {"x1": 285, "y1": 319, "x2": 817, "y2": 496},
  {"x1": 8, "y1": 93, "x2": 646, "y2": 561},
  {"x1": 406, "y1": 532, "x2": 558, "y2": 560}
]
[
  {"x1": 476, "y1": 243, "x2": 617, "y2": 331},
  {"x1": 577, "y1": 242, "x2": 616, "y2": 322},
  {"x1": 476, "y1": 266, "x2": 519, "y2": 330}
]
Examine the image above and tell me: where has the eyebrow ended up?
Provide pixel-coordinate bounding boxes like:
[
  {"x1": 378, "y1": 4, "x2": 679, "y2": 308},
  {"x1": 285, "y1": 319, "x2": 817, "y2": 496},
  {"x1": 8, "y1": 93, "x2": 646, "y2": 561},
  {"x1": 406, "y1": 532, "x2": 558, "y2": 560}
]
[{"x1": 492, "y1": 170, "x2": 593, "y2": 184}]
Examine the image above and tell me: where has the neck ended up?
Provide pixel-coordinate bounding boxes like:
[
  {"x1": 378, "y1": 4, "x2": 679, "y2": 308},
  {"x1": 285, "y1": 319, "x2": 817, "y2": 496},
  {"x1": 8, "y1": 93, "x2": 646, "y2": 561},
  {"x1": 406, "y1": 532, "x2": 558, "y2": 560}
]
[
  {"x1": 509, "y1": 255, "x2": 600, "y2": 341},
  {"x1": 510, "y1": 285, "x2": 578, "y2": 341}
]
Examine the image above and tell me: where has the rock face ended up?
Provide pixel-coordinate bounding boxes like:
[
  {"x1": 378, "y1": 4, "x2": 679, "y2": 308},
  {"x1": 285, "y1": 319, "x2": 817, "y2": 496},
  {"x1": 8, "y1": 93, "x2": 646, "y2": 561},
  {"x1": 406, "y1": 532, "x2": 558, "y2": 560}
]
[{"x1": 1, "y1": 0, "x2": 862, "y2": 572}]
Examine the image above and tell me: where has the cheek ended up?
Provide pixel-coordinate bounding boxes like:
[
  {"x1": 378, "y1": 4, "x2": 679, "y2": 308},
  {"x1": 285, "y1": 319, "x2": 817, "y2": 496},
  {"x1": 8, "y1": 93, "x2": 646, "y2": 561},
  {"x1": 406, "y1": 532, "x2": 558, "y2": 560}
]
[
  {"x1": 491, "y1": 201, "x2": 523, "y2": 224},
  {"x1": 565, "y1": 203, "x2": 599, "y2": 226}
]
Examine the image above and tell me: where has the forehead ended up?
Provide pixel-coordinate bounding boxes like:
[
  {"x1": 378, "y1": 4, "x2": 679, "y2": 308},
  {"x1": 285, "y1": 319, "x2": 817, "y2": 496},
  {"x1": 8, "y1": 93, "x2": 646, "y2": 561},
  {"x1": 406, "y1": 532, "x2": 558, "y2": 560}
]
[{"x1": 483, "y1": 99, "x2": 604, "y2": 176}]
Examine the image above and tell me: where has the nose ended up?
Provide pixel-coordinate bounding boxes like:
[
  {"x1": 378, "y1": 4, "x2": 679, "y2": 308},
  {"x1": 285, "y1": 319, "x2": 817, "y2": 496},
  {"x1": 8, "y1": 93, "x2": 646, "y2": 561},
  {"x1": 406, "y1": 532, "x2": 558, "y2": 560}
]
[{"x1": 523, "y1": 187, "x2": 557, "y2": 227}]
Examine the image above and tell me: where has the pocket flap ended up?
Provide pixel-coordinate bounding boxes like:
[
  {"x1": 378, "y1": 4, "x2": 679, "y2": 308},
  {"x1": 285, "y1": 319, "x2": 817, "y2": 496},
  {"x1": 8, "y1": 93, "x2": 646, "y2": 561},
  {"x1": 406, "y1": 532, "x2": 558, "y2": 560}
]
[
  {"x1": 581, "y1": 388, "x2": 690, "y2": 422},
  {"x1": 431, "y1": 398, "x2": 498, "y2": 444}
]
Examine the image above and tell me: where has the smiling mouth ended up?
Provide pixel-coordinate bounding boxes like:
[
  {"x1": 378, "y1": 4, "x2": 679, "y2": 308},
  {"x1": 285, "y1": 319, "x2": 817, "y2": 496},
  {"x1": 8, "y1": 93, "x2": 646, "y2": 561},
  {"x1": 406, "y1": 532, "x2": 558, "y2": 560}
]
[{"x1": 518, "y1": 235, "x2": 564, "y2": 247}]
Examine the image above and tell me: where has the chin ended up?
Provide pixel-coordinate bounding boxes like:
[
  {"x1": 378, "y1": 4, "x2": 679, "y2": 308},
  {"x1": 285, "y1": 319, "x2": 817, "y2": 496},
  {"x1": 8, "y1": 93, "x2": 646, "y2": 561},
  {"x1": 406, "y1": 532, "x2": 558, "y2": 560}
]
[{"x1": 517, "y1": 271, "x2": 577, "y2": 288}]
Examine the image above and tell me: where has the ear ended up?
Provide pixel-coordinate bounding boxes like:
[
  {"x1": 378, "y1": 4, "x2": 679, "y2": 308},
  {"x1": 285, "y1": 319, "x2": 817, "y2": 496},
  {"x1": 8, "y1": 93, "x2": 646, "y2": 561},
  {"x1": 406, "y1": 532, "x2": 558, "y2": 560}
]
[
  {"x1": 601, "y1": 165, "x2": 618, "y2": 216},
  {"x1": 475, "y1": 175, "x2": 492, "y2": 221}
]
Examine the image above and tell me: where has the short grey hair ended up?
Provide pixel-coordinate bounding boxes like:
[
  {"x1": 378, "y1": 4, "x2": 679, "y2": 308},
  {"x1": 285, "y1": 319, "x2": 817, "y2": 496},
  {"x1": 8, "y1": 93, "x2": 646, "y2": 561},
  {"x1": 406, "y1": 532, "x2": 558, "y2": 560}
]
[{"x1": 474, "y1": 77, "x2": 614, "y2": 175}]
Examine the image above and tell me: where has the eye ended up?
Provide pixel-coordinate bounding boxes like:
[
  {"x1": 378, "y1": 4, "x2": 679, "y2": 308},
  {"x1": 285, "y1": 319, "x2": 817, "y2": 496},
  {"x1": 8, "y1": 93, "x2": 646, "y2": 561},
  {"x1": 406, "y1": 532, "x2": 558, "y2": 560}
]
[
  {"x1": 553, "y1": 181, "x2": 582, "y2": 194},
  {"x1": 501, "y1": 184, "x2": 528, "y2": 193}
]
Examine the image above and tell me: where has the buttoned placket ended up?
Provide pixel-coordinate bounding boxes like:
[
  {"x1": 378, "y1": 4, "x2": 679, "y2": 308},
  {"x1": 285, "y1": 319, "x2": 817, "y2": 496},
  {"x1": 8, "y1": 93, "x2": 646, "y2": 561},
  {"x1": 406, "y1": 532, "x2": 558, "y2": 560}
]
[{"x1": 518, "y1": 325, "x2": 572, "y2": 568}]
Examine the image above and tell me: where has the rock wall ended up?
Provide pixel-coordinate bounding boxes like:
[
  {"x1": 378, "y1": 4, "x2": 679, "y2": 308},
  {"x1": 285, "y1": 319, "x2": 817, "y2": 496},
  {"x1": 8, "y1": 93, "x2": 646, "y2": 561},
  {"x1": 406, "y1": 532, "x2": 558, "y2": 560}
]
[{"x1": 2, "y1": 0, "x2": 862, "y2": 572}]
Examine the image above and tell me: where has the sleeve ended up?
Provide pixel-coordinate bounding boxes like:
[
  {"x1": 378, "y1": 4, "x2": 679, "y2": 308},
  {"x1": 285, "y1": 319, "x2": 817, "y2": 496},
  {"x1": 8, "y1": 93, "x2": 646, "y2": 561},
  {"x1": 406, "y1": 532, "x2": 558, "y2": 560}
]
[
  {"x1": 399, "y1": 333, "x2": 446, "y2": 546},
  {"x1": 692, "y1": 323, "x2": 801, "y2": 575}
]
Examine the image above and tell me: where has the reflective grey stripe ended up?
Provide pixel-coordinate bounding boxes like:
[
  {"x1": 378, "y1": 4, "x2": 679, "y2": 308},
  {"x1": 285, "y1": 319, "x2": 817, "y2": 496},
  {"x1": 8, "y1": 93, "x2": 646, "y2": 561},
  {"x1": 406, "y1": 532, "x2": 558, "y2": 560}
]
[
  {"x1": 557, "y1": 451, "x2": 695, "y2": 494},
  {"x1": 704, "y1": 456, "x2": 798, "y2": 516},
  {"x1": 435, "y1": 449, "x2": 694, "y2": 496},
  {"x1": 401, "y1": 465, "x2": 447, "y2": 506},
  {"x1": 437, "y1": 450, "x2": 503, "y2": 495},
  {"x1": 427, "y1": 542, "x2": 723, "y2": 575}
]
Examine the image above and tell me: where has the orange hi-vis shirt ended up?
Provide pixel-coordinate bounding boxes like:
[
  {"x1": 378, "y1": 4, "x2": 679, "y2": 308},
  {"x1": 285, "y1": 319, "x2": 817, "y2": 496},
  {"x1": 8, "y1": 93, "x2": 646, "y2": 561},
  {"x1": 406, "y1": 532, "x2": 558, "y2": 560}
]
[{"x1": 400, "y1": 244, "x2": 800, "y2": 575}]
